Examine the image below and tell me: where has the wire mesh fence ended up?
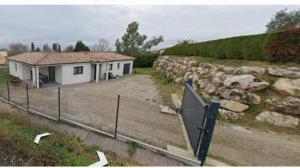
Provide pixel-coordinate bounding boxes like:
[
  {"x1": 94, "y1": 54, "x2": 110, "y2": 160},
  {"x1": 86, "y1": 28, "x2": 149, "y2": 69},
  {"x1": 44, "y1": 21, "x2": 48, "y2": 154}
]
[
  {"x1": 8, "y1": 81, "x2": 27, "y2": 108},
  {"x1": 60, "y1": 87, "x2": 118, "y2": 136},
  {"x1": 117, "y1": 95, "x2": 187, "y2": 150},
  {"x1": 28, "y1": 86, "x2": 58, "y2": 118},
  {"x1": 0, "y1": 82, "x2": 8, "y2": 100},
  {"x1": 0, "y1": 80, "x2": 189, "y2": 153}
]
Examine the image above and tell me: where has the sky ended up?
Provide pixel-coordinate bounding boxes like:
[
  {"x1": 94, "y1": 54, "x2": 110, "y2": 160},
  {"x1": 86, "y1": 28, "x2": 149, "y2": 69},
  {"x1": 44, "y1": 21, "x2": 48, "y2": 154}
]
[{"x1": 0, "y1": 5, "x2": 299, "y2": 50}]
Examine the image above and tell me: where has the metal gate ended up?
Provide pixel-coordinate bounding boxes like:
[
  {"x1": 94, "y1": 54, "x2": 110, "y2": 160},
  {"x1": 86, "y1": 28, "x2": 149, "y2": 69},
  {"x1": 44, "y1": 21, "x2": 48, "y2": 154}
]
[{"x1": 180, "y1": 79, "x2": 219, "y2": 166}]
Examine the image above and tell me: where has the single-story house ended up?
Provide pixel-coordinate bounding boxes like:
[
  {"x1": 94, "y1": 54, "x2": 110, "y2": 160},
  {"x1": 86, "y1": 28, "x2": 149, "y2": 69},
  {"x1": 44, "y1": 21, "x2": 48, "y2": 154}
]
[{"x1": 7, "y1": 52, "x2": 134, "y2": 88}]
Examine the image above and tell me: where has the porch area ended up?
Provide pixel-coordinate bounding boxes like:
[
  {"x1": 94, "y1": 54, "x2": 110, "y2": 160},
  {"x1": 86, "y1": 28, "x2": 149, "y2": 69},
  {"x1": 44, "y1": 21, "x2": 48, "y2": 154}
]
[{"x1": 29, "y1": 65, "x2": 61, "y2": 88}]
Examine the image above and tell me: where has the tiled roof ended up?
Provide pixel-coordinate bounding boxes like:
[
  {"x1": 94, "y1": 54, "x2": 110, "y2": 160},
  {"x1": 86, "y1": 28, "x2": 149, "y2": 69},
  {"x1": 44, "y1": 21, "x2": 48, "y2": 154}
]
[{"x1": 7, "y1": 52, "x2": 134, "y2": 65}]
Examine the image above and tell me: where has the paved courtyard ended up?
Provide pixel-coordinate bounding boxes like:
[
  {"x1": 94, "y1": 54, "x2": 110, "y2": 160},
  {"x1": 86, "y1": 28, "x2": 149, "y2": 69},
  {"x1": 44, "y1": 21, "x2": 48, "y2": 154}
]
[{"x1": 2, "y1": 75, "x2": 187, "y2": 150}]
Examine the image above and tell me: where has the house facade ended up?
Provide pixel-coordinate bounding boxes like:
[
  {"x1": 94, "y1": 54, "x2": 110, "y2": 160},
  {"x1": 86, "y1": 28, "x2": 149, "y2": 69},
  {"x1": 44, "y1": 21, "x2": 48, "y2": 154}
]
[{"x1": 7, "y1": 52, "x2": 134, "y2": 88}]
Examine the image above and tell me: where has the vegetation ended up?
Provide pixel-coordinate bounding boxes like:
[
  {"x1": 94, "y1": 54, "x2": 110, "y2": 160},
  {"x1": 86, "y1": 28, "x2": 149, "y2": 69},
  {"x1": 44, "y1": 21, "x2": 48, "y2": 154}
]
[
  {"x1": 164, "y1": 33, "x2": 270, "y2": 61},
  {"x1": 127, "y1": 141, "x2": 139, "y2": 156},
  {"x1": 0, "y1": 109, "x2": 136, "y2": 166},
  {"x1": 115, "y1": 21, "x2": 163, "y2": 57},
  {"x1": 63, "y1": 45, "x2": 74, "y2": 52},
  {"x1": 265, "y1": 27, "x2": 300, "y2": 63},
  {"x1": 266, "y1": 8, "x2": 300, "y2": 32},
  {"x1": 91, "y1": 38, "x2": 111, "y2": 52},
  {"x1": 133, "y1": 53, "x2": 158, "y2": 67},
  {"x1": 74, "y1": 41, "x2": 90, "y2": 52},
  {"x1": 8, "y1": 43, "x2": 28, "y2": 56}
]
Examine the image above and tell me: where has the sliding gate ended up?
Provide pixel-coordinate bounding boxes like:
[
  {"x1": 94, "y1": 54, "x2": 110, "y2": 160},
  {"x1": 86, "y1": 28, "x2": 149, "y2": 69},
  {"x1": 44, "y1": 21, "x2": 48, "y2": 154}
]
[{"x1": 180, "y1": 79, "x2": 219, "y2": 166}]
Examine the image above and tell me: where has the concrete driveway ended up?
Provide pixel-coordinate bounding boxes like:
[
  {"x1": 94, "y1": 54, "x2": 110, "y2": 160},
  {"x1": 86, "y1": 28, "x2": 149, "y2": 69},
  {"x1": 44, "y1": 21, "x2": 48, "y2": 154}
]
[{"x1": 6, "y1": 75, "x2": 187, "y2": 150}]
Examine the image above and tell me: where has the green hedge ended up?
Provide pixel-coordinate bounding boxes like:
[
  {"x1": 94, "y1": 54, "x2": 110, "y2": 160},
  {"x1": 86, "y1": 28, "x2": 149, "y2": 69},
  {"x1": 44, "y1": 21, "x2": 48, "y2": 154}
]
[{"x1": 164, "y1": 33, "x2": 273, "y2": 61}]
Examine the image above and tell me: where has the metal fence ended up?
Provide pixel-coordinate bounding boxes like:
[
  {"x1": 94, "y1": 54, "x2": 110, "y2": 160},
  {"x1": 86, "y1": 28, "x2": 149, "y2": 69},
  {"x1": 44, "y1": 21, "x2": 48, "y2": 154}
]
[
  {"x1": 0, "y1": 79, "x2": 218, "y2": 166},
  {"x1": 180, "y1": 79, "x2": 219, "y2": 166}
]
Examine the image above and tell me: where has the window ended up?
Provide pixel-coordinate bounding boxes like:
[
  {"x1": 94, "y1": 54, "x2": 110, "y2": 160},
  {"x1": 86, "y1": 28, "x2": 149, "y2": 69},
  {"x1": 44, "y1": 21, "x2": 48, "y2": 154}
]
[
  {"x1": 15, "y1": 63, "x2": 17, "y2": 71},
  {"x1": 117, "y1": 63, "x2": 120, "y2": 69},
  {"x1": 73, "y1": 66, "x2": 83, "y2": 75},
  {"x1": 109, "y1": 64, "x2": 113, "y2": 70}
]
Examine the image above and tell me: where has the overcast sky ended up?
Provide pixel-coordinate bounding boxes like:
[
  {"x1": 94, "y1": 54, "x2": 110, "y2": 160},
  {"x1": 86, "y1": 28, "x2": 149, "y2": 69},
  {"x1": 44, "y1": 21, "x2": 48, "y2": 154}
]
[{"x1": 0, "y1": 5, "x2": 299, "y2": 50}]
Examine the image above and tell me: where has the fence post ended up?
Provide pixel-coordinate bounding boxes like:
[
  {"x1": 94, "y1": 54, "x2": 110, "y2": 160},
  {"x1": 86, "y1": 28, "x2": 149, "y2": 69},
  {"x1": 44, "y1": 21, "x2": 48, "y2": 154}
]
[
  {"x1": 198, "y1": 100, "x2": 219, "y2": 166},
  {"x1": 26, "y1": 84, "x2": 29, "y2": 110},
  {"x1": 186, "y1": 79, "x2": 193, "y2": 87},
  {"x1": 6, "y1": 80, "x2": 10, "y2": 101},
  {"x1": 114, "y1": 95, "x2": 120, "y2": 139},
  {"x1": 58, "y1": 87, "x2": 61, "y2": 120}
]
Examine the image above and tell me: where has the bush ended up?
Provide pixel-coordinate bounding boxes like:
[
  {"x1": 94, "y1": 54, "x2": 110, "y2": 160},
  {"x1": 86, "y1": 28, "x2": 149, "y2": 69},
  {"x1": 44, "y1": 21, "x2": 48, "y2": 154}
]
[
  {"x1": 265, "y1": 28, "x2": 300, "y2": 63},
  {"x1": 133, "y1": 53, "x2": 158, "y2": 67},
  {"x1": 163, "y1": 33, "x2": 271, "y2": 61}
]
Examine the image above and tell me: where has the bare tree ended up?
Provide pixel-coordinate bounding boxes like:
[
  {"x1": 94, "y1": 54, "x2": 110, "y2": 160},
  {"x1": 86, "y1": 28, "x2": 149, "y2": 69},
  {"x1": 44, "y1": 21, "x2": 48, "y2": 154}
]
[
  {"x1": 8, "y1": 43, "x2": 28, "y2": 56},
  {"x1": 63, "y1": 45, "x2": 74, "y2": 52},
  {"x1": 91, "y1": 38, "x2": 111, "y2": 52}
]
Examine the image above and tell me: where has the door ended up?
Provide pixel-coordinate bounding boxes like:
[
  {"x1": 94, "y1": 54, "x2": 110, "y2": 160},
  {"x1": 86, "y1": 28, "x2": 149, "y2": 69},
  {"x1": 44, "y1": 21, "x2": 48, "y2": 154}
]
[
  {"x1": 48, "y1": 67, "x2": 55, "y2": 82},
  {"x1": 123, "y1": 63, "x2": 130, "y2": 75},
  {"x1": 93, "y1": 65, "x2": 97, "y2": 80}
]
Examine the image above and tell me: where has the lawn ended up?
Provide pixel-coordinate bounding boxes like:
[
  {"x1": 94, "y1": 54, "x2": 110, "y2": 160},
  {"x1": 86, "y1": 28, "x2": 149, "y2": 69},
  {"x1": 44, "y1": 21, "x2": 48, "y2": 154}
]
[{"x1": 0, "y1": 109, "x2": 136, "y2": 166}]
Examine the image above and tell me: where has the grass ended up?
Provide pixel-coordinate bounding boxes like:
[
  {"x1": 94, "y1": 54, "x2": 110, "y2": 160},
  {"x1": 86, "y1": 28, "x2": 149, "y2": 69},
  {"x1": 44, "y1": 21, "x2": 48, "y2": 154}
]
[
  {"x1": 0, "y1": 109, "x2": 136, "y2": 166},
  {"x1": 192, "y1": 56, "x2": 298, "y2": 68}
]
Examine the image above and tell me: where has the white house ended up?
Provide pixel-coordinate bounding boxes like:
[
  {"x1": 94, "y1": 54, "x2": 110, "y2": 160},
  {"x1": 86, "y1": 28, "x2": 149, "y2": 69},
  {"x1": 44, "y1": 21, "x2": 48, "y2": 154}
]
[{"x1": 7, "y1": 52, "x2": 134, "y2": 88}]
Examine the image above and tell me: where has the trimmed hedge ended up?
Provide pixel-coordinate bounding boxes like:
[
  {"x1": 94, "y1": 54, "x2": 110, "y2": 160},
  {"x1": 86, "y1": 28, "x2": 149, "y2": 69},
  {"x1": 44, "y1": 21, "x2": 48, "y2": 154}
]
[
  {"x1": 163, "y1": 33, "x2": 273, "y2": 61},
  {"x1": 133, "y1": 53, "x2": 158, "y2": 67}
]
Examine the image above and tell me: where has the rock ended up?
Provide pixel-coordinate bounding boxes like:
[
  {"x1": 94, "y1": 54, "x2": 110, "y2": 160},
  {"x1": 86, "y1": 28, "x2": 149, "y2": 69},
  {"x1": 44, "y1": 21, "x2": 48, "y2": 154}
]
[
  {"x1": 175, "y1": 77, "x2": 183, "y2": 83},
  {"x1": 223, "y1": 75, "x2": 269, "y2": 91},
  {"x1": 220, "y1": 89, "x2": 261, "y2": 105},
  {"x1": 267, "y1": 67, "x2": 300, "y2": 78},
  {"x1": 237, "y1": 66, "x2": 266, "y2": 75},
  {"x1": 223, "y1": 66, "x2": 236, "y2": 73},
  {"x1": 220, "y1": 99, "x2": 249, "y2": 112},
  {"x1": 256, "y1": 111, "x2": 299, "y2": 128},
  {"x1": 273, "y1": 78, "x2": 300, "y2": 96},
  {"x1": 266, "y1": 96, "x2": 300, "y2": 115},
  {"x1": 219, "y1": 109, "x2": 241, "y2": 120},
  {"x1": 160, "y1": 105, "x2": 176, "y2": 115},
  {"x1": 204, "y1": 84, "x2": 217, "y2": 95}
]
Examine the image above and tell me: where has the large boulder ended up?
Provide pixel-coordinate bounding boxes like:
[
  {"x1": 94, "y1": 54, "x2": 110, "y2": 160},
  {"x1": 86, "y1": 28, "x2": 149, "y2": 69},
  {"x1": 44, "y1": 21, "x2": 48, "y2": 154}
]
[
  {"x1": 220, "y1": 88, "x2": 261, "y2": 105},
  {"x1": 266, "y1": 96, "x2": 300, "y2": 115},
  {"x1": 219, "y1": 108, "x2": 243, "y2": 120},
  {"x1": 256, "y1": 111, "x2": 299, "y2": 128},
  {"x1": 273, "y1": 78, "x2": 300, "y2": 96},
  {"x1": 267, "y1": 67, "x2": 300, "y2": 78},
  {"x1": 236, "y1": 66, "x2": 266, "y2": 75},
  {"x1": 223, "y1": 75, "x2": 269, "y2": 91},
  {"x1": 203, "y1": 83, "x2": 217, "y2": 95},
  {"x1": 220, "y1": 99, "x2": 249, "y2": 112}
]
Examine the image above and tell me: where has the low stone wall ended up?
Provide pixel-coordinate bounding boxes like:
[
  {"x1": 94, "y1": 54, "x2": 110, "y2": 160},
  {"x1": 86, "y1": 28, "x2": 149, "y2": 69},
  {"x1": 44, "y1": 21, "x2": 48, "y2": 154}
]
[{"x1": 154, "y1": 56, "x2": 300, "y2": 127}]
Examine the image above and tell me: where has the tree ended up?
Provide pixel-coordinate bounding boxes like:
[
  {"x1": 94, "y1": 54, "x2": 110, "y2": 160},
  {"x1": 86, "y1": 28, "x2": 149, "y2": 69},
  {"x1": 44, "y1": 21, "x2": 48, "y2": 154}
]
[
  {"x1": 35, "y1": 47, "x2": 41, "y2": 52},
  {"x1": 43, "y1": 44, "x2": 50, "y2": 52},
  {"x1": 73, "y1": 41, "x2": 90, "y2": 52},
  {"x1": 31, "y1": 42, "x2": 35, "y2": 52},
  {"x1": 115, "y1": 21, "x2": 163, "y2": 56},
  {"x1": 266, "y1": 8, "x2": 300, "y2": 32},
  {"x1": 8, "y1": 43, "x2": 28, "y2": 55},
  {"x1": 52, "y1": 43, "x2": 58, "y2": 52},
  {"x1": 58, "y1": 45, "x2": 61, "y2": 52},
  {"x1": 91, "y1": 38, "x2": 111, "y2": 52},
  {"x1": 63, "y1": 45, "x2": 74, "y2": 52}
]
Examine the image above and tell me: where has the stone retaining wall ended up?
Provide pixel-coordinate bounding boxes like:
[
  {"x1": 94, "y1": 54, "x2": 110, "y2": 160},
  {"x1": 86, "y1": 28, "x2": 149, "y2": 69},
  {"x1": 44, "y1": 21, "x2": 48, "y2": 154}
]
[{"x1": 153, "y1": 56, "x2": 300, "y2": 127}]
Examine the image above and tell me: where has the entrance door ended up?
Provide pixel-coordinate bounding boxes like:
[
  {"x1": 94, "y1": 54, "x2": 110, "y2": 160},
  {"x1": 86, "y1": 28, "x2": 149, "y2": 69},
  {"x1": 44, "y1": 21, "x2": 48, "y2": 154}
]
[
  {"x1": 93, "y1": 65, "x2": 97, "y2": 80},
  {"x1": 123, "y1": 63, "x2": 130, "y2": 75},
  {"x1": 48, "y1": 67, "x2": 55, "y2": 82}
]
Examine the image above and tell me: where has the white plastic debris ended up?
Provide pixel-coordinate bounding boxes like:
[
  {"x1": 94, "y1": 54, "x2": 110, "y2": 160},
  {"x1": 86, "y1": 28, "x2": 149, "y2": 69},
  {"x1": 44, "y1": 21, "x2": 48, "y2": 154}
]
[
  {"x1": 34, "y1": 133, "x2": 50, "y2": 144},
  {"x1": 89, "y1": 151, "x2": 108, "y2": 167}
]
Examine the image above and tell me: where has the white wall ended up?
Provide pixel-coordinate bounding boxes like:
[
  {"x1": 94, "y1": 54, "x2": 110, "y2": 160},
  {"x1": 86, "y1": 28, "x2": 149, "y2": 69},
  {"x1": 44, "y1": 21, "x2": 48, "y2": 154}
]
[
  {"x1": 107, "y1": 60, "x2": 133, "y2": 77},
  {"x1": 21, "y1": 64, "x2": 32, "y2": 80},
  {"x1": 55, "y1": 66, "x2": 63, "y2": 84},
  {"x1": 61, "y1": 63, "x2": 92, "y2": 85},
  {"x1": 9, "y1": 60, "x2": 22, "y2": 79}
]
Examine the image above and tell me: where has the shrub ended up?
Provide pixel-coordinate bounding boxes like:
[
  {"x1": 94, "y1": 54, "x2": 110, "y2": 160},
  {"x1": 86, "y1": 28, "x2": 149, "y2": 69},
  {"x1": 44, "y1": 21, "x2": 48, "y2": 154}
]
[
  {"x1": 163, "y1": 33, "x2": 271, "y2": 61},
  {"x1": 133, "y1": 53, "x2": 158, "y2": 67},
  {"x1": 265, "y1": 28, "x2": 300, "y2": 63}
]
